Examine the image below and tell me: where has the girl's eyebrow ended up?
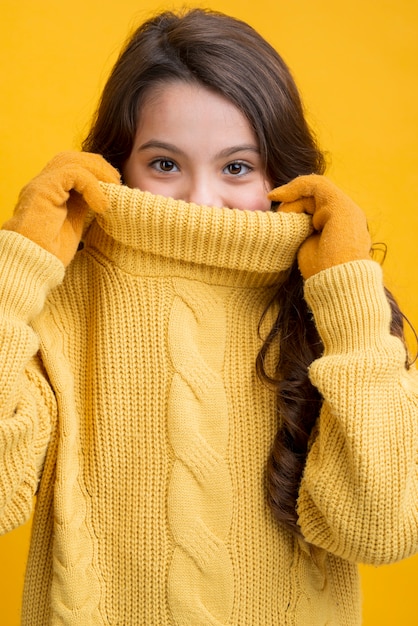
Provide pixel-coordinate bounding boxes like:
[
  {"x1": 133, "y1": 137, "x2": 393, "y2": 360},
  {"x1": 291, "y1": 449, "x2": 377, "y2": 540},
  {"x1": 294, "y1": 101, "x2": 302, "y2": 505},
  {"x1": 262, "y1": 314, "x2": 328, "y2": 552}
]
[
  {"x1": 137, "y1": 140, "x2": 183, "y2": 155},
  {"x1": 217, "y1": 144, "x2": 261, "y2": 158},
  {"x1": 137, "y1": 140, "x2": 260, "y2": 158}
]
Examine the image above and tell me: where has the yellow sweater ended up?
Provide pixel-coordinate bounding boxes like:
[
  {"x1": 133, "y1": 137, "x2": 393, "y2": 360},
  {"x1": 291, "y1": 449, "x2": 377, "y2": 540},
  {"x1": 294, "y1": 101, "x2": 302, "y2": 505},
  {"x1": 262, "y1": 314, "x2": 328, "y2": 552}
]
[{"x1": 0, "y1": 183, "x2": 417, "y2": 625}]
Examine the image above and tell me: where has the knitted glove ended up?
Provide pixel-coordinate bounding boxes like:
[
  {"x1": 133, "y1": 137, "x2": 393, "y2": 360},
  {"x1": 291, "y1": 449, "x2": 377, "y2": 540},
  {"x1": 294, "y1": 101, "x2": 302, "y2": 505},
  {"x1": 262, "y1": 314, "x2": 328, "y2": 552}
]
[
  {"x1": 2, "y1": 151, "x2": 120, "y2": 266},
  {"x1": 268, "y1": 174, "x2": 372, "y2": 279}
]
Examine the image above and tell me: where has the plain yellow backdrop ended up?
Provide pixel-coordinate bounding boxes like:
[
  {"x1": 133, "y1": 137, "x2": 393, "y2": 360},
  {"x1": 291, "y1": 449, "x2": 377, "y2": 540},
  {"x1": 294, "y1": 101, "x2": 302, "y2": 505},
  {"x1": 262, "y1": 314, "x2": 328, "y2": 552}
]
[{"x1": 0, "y1": 1, "x2": 417, "y2": 624}]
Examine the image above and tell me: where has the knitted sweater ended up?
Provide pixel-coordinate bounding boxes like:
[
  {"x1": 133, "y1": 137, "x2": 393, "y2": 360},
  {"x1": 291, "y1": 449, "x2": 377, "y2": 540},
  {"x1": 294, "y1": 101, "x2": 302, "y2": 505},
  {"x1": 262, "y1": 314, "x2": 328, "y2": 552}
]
[{"x1": 1, "y1": 183, "x2": 418, "y2": 626}]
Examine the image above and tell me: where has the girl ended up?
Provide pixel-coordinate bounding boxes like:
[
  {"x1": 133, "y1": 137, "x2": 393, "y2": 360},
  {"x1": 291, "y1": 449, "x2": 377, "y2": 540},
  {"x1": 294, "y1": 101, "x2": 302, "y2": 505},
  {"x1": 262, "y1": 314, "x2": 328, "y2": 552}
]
[{"x1": 1, "y1": 8, "x2": 417, "y2": 626}]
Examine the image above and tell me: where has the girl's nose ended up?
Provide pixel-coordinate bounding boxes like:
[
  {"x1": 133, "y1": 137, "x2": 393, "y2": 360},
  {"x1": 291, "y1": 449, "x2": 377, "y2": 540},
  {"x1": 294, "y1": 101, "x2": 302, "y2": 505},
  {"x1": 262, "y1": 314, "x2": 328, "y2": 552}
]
[{"x1": 185, "y1": 178, "x2": 222, "y2": 208}]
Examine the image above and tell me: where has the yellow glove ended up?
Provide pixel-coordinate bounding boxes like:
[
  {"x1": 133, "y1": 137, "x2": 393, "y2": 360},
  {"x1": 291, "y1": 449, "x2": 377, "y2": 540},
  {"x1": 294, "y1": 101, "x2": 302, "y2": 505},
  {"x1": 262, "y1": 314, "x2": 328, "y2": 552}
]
[
  {"x1": 268, "y1": 174, "x2": 372, "y2": 279},
  {"x1": 2, "y1": 151, "x2": 120, "y2": 267}
]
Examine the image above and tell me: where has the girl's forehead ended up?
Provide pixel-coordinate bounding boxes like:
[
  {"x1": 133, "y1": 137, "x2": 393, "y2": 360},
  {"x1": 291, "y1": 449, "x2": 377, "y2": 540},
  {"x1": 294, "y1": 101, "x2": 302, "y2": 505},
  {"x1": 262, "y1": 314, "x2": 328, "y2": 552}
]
[{"x1": 136, "y1": 81, "x2": 258, "y2": 143}]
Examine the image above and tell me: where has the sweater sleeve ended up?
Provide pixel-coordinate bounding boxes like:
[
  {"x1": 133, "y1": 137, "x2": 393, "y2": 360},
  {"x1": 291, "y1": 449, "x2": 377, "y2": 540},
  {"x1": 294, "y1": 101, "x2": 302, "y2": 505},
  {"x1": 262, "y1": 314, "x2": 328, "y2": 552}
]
[
  {"x1": 0, "y1": 231, "x2": 64, "y2": 534},
  {"x1": 297, "y1": 259, "x2": 418, "y2": 565}
]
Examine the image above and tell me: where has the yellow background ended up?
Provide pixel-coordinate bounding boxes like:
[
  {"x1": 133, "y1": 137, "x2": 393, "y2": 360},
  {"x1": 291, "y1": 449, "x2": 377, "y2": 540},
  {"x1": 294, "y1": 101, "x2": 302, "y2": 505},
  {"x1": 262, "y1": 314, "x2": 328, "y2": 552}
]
[{"x1": 0, "y1": 0, "x2": 417, "y2": 624}]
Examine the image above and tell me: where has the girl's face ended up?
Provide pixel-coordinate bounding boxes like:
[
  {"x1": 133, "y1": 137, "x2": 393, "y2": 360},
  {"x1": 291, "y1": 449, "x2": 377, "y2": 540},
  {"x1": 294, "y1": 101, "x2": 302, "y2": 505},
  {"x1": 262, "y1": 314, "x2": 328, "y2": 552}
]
[{"x1": 122, "y1": 81, "x2": 272, "y2": 211}]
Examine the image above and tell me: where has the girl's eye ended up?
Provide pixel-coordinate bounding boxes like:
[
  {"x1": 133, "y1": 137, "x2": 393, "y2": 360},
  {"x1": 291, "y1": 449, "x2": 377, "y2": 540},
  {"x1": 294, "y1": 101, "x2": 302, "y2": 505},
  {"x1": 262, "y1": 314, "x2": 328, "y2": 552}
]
[
  {"x1": 151, "y1": 159, "x2": 178, "y2": 173},
  {"x1": 224, "y1": 162, "x2": 252, "y2": 176}
]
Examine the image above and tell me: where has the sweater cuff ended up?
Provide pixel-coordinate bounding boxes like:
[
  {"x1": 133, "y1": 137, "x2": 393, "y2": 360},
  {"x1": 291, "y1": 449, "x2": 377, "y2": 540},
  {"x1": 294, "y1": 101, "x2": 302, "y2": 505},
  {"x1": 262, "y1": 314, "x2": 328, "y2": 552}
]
[
  {"x1": 303, "y1": 260, "x2": 392, "y2": 355},
  {"x1": 0, "y1": 231, "x2": 65, "y2": 322}
]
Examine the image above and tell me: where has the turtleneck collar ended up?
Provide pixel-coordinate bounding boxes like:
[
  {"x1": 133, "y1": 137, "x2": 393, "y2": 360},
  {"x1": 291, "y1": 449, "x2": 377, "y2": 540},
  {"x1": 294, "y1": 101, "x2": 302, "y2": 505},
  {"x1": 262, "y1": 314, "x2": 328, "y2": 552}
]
[{"x1": 83, "y1": 183, "x2": 312, "y2": 288}]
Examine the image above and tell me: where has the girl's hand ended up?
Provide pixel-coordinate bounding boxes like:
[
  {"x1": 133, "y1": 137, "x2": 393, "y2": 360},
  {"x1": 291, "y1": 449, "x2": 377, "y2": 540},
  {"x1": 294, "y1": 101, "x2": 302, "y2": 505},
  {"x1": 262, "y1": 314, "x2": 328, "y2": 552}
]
[
  {"x1": 268, "y1": 174, "x2": 372, "y2": 279},
  {"x1": 2, "y1": 151, "x2": 120, "y2": 267}
]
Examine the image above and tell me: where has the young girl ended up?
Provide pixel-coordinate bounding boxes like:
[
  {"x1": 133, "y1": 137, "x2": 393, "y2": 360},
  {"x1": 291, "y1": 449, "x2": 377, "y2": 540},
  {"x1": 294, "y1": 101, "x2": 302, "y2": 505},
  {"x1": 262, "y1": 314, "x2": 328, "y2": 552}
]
[{"x1": 1, "y1": 8, "x2": 417, "y2": 626}]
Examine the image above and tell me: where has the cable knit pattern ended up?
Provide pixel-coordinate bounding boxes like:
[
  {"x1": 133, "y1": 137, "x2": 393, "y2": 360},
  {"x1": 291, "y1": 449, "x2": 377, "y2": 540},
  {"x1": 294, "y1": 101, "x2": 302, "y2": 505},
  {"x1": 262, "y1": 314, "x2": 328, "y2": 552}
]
[
  {"x1": 34, "y1": 312, "x2": 103, "y2": 625},
  {"x1": 167, "y1": 278, "x2": 233, "y2": 625},
  {"x1": 1, "y1": 182, "x2": 418, "y2": 625}
]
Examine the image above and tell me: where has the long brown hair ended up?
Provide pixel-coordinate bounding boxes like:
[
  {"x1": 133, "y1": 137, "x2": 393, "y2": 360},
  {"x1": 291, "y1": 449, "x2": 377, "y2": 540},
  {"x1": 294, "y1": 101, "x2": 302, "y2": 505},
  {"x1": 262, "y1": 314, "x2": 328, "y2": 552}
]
[
  {"x1": 82, "y1": 8, "x2": 325, "y2": 181},
  {"x1": 82, "y1": 8, "x2": 407, "y2": 537}
]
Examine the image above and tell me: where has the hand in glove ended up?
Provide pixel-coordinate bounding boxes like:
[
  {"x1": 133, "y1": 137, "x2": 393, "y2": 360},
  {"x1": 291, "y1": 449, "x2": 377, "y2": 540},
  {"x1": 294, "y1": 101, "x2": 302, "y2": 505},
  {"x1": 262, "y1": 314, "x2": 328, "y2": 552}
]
[
  {"x1": 2, "y1": 151, "x2": 120, "y2": 267},
  {"x1": 268, "y1": 174, "x2": 372, "y2": 279}
]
